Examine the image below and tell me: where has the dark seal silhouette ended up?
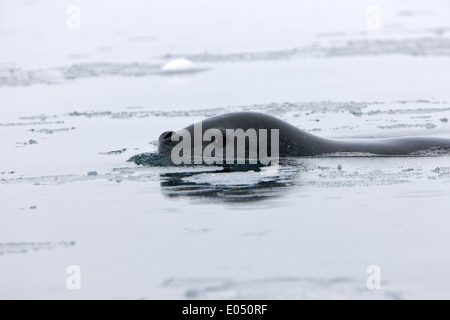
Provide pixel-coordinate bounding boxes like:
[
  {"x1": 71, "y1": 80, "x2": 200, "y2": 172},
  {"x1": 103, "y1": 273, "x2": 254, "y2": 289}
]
[{"x1": 156, "y1": 111, "x2": 450, "y2": 159}]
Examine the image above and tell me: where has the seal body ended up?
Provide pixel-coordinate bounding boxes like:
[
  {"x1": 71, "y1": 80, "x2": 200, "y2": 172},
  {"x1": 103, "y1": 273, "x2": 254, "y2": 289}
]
[{"x1": 157, "y1": 111, "x2": 450, "y2": 160}]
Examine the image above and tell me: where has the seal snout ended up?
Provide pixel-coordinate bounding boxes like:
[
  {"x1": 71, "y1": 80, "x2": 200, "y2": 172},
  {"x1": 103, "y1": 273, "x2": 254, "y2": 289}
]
[
  {"x1": 160, "y1": 131, "x2": 175, "y2": 141},
  {"x1": 158, "y1": 130, "x2": 176, "y2": 154}
]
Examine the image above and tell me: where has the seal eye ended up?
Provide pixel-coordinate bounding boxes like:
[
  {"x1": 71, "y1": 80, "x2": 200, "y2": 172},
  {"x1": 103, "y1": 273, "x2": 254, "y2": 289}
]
[{"x1": 213, "y1": 134, "x2": 226, "y2": 148}]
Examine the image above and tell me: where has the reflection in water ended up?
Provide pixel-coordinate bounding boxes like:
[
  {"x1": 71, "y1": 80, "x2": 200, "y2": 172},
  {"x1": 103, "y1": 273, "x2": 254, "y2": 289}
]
[
  {"x1": 129, "y1": 152, "x2": 302, "y2": 202},
  {"x1": 158, "y1": 161, "x2": 301, "y2": 203}
]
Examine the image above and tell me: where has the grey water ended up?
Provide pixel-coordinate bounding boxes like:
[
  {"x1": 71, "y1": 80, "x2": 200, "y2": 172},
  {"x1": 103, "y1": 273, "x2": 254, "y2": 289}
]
[{"x1": 2, "y1": 0, "x2": 450, "y2": 300}]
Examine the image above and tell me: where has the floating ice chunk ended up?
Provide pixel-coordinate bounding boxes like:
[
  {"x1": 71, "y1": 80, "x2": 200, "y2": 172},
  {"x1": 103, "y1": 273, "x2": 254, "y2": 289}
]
[{"x1": 161, "y1": 59, "x2": 196, "y2": 72}]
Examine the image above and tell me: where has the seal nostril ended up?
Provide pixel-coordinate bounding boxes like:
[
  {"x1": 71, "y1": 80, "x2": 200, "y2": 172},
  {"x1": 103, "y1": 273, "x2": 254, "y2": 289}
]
[
  {"x1": 164, "y1": 131, "x2": 174, "y2": 140},
  {"x1": 159, "y1": 131, "x2": 175, "y2": 141}
]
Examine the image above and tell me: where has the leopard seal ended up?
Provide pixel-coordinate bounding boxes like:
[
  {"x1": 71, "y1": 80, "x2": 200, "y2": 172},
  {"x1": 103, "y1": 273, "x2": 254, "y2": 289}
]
[{"x1": 156, "y1": 111, "x2": 450, "y2": 160}]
